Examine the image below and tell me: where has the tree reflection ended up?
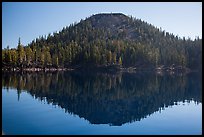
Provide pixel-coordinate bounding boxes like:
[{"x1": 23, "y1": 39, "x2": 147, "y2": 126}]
[{"x1": 2, "y1": 71, "x2": 202, "y2": 126}]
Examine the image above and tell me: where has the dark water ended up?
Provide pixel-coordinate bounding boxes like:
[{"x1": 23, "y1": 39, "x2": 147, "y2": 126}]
[{"x1": 2, "y1": 71, "x2": 202, "y2": 135}]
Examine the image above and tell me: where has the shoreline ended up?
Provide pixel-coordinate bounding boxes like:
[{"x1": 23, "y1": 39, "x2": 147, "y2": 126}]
[
  {"x1": 1, "y1": 66, "x2": 198, "y2": 74},
  {"x1": 2, "y1": 64, "x2": 200, "y2": 74}
]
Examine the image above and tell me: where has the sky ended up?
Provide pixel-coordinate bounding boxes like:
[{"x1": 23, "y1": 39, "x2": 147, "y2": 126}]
[{"x1": 2, "y1": 2, "x2": 202, "y2": 49}]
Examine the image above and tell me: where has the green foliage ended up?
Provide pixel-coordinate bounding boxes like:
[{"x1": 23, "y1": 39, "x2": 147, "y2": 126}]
[
  {"x1": 25, "y1": 47, "x2": 33, "y2": 65},
  {"x1": 43, "y1": 47, "x2": 52, "y2": 67},
  {"x1": 10, "y1": 49, "x2": 18, "y2": 66},
  {"x1": 107, "y1": 51, "x2": 112, "y2": 65},
  {"x1": 40, "y1": 50, "x2": 45, "y2": 66},
  {"x1": 52, "y1": 54, "x2": 59, "y2": 68},
  {"x1": 17, "y1": 38, "x2": 26, "y2": 67},
  {"x1": 118, "y1": 56, "x2": 122, "y2": 66},
  {"x1": 2, "y1": 14, "x2": 202, "y2": 70}
]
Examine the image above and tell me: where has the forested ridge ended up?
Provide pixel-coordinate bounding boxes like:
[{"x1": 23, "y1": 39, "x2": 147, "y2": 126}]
[{"x1": 2, "y1": 13, "x2": 202, "y2": 71}]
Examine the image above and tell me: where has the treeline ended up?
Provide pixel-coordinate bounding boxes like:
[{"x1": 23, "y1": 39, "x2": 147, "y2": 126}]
[{"x1": 2, "y1": 13, "x2": 202, "y2": 70}]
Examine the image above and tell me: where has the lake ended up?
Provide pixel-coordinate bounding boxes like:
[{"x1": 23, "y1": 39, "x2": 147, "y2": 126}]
[{"x1": 2, "y1": 71, "x2": 202, "y2": 135}]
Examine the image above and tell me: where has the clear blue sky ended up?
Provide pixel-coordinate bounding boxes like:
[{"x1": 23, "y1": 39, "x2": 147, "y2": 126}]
[{"x1": 2, "y1": 2, "x2": 202, "y2": 49}]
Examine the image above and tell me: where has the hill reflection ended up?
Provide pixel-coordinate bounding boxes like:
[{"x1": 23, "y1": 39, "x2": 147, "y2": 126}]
[{"x1": 2, "y1": 71, "x2": 202, "y2": 126}]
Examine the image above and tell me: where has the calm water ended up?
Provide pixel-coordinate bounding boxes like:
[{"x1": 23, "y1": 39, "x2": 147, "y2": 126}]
[{"x1": 2, "y1": 71, "x2": 202, "y2": 135}]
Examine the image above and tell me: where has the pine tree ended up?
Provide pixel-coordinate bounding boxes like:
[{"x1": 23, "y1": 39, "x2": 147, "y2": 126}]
[
  {"x1": 107, "y1": 51, "x2": 112, "y2": 65},
  {"x1": 118, "y1": 56, "x2": 122, "y2": 66},
  {"x1": 17, "y1": 38, "x2": 25, "y2": 67},
  {"x1": 25, "y1": 47, "x2": 33, "y2": 66}
]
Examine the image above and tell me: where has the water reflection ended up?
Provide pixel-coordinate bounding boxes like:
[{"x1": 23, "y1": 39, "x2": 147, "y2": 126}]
[{"x1": 2, "y1": 71, "x2": 202, "y2": 126}]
